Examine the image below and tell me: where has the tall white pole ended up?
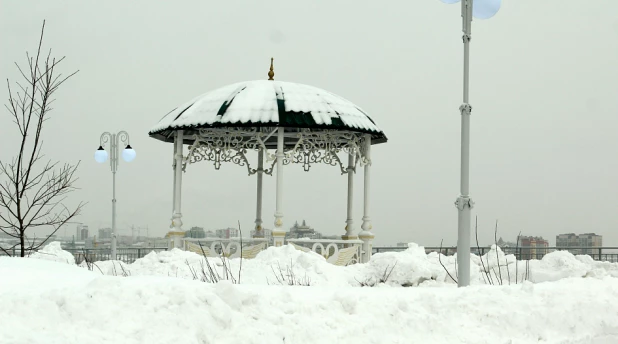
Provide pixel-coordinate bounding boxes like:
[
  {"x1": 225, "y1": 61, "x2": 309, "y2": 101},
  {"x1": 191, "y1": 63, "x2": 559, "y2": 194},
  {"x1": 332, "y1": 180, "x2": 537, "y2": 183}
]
[
  {"x1": 360, "y1": 136, "x2": 372, "y2": 232},
  {"x1": 343, "y1": 153, "x2": 355, "y2": 239},
  {"x1": 172, "y1": 132, "x2": 177, "y2": 217},
  {"x1": 110, "y1": 133, "x2": 117, "y2": 260},
  {"x1": 456, "y1": 0, "x2": 474, "y2": 287},
  {"x1": 254, "y1": 148, "x2": 264, "y2": 237},
  {"x1": 111, "y1": 172, "x2": 117, "y2": 259},
  {"x1": 273, "y1": 127, "x2": 285, "y2": 246}
]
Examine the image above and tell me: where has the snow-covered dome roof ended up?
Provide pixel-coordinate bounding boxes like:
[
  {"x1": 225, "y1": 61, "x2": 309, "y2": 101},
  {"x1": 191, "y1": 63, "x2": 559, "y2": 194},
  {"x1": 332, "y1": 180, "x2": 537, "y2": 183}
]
[{"x1": 148, "y1": 80, "x2": 387, "y2": 145}]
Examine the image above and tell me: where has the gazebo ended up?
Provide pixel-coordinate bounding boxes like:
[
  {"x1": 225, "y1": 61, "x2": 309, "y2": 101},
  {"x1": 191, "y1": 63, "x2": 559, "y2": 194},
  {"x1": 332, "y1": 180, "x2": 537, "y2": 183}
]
[{"x1": 148, "y1": 60, "x2": 387, "y2": 263}]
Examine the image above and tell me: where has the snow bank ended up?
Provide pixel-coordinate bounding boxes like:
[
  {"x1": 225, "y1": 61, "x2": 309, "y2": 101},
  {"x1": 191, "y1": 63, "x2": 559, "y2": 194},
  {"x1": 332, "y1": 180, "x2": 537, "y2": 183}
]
[
  {"x1": 85, "y1": 245, "x2": 355, "y2": 286},
  {"x1": 29, "y1": 241, "x2": 75, "y2": 264},
  {"x1": 1, "y1": 257, "x2": 618, "y2": 343},
  {"x1": 28, "y1": 242, "x2": 618, "y2": 287},
  {"x1": 529, "y1": 251, "x2": 618, "y2": 282},
  {"x1": 242, "y1": 245, "x2": 352, "y2": 286}
]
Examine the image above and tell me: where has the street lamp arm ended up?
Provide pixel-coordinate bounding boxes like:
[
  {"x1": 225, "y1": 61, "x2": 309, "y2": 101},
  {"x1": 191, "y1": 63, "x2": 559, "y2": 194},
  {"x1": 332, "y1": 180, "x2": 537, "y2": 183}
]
[
  {"x1": 99, "y1": 132, "x2": 112, "y2": 147},
  {"x1": 117, "y1": 130, "x2": 130, "y2": 147}
]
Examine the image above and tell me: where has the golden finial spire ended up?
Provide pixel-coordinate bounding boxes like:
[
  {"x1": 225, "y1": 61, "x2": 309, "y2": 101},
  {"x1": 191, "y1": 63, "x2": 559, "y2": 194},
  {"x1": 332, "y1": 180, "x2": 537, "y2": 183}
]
[{"x1": 268, "y1": 57, "x2": 275, "y2": 80}]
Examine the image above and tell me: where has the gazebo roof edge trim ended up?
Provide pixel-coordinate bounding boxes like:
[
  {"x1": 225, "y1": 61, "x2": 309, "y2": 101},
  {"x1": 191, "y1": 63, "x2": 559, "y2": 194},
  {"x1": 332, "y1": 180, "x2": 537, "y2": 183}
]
[{"x1": 149, "y1": 122, "x2": 388, "y2": 145}]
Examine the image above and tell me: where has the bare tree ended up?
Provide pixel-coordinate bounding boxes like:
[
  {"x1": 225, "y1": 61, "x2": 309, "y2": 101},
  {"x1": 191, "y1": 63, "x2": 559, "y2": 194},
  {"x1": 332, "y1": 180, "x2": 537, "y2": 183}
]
[{"x1": 0, "y1": 20, "x2": 83, "y2": 257}]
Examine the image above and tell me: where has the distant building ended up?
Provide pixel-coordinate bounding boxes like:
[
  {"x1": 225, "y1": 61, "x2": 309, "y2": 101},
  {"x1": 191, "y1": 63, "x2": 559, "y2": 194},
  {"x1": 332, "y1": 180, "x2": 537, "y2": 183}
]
[
  {"x1": 556, "y1": 233, "x2": 579, "y2": 251},
  {"x1": 98, "y1": 228, "x2": 112, "y2": 240},
  {"x1": 76, "y1": 224, "x2": 89, "y2": 240},
  {"x1": 287, "y1": 220, "x2": 317, "y2": 239},
  {"x1": 519, "y1": 236, "x2": 549, "y2": 260},
  {"x1": 186, "y1": 227, "x2": 206, "y2": 239},
  {"x1": 216, "y1": 228, "x2": 240, "y2": 239},
  {"x1": 579, "y1": 233, "x2": 603, "y2": 255},
  {"x1": 285, "y1": 220, "x2": 337, "y2": 240},
  {"x1": 557, "y1": 233, "x2": 602, "y2": 255},
  {"x1": 496, "y1": 237, "x2": 518, "y2": 248}
]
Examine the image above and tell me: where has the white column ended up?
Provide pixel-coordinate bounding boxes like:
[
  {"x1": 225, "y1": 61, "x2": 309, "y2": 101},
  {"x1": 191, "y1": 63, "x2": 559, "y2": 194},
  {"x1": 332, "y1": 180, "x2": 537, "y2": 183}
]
[
  {"x1": 111, "y1": 170, "x2": 117, "y2": 259},
  {"x1": 169, "y1": 130, "x2": 185, "y2": 249},
  {"x1": 110, "y1": 134, "x2": 118, "y2": 260},
  {"x1": 342, "y1": 153, "x2": 356, "y2": 241},
  {"x1": 272, "y1": 127, "x2": 286, "y2": 247},
  {"x1": 359, "y1": 134, "x2": 374, "y2": 263},
  {"x1": 254, "y1": 148, "x2": 264, "y2": 238},
  {"x1": 172, "y1": 132, "x2": 177, "y2": 217},
  {"x1": 456, "y1": 0, "x2": 474, "y2": 287}
]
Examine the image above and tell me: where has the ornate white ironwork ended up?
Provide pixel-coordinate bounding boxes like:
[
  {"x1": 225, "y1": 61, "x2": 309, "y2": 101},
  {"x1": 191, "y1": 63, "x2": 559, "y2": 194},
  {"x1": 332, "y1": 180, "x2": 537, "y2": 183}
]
[
  {"x1": 282, "y1": 129, "x2": 370, "y2": 174},
  {"x1": 286, "y1": 238, "x2": 363, "y2": 266},
  {"x1": 184, "y1": 238, "x2": 269, "y2": 258},
  {"x1": 185, "y1": 128, "x2": 273, "y2": 175},
  {"x1": 184, "y1": 127, "x2": 372, "y2": 174}
]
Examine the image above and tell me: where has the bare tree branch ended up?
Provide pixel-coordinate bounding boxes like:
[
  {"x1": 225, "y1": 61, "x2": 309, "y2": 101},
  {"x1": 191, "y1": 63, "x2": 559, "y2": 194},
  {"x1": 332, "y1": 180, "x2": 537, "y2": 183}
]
[
  {"x1": 0, "y1": 20, "x2": 82, "y2": 257},
  {"x1": 438, "y1": 239, "x2": 457, "y2": 284}
]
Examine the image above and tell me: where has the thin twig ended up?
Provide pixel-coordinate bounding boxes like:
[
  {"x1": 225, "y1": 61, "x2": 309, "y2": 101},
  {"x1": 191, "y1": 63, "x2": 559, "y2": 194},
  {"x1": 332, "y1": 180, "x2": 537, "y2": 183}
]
[
  {"x1": 439, "y1": 239, "x2": 457, "y2": 283},
  {"x1": 506, "y1": 255, "x2": 511, "y2": 285},
  {"x1": 238, "y1": 220, "x2": 243, "y2": 284},
  {"x1": 454, "y1": 255, "x2": 458, "y2": 279},
  {"x1": 494, "y1": 220, "x2": 503, "y2": 285},
  {"x1": 475, "y1": 217, "x2": 492, "y2": 285},
  {"x1": 515, "y1": 232, "x2": 521, "y2": 284}
]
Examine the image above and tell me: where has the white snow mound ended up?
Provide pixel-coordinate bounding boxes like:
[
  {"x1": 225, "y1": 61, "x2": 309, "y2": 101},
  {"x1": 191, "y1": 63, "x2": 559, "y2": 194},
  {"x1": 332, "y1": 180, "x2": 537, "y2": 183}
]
[{"x1": 29, "y1": 241, "x2": 75, "y2": 264}]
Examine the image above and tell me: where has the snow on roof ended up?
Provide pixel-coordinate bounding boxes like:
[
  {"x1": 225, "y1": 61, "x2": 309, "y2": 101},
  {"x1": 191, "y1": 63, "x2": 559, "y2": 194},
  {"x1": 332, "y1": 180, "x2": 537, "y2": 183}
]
[{"x1": 149, "y1": 80, "x2": 386, "y2": 144}]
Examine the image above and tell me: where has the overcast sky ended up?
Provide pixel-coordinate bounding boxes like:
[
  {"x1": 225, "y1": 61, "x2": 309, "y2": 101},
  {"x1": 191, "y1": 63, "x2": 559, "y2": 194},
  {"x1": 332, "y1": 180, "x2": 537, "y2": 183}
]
[{"x1": 1, "y1": 0, "x2": 617, "y2": 246}]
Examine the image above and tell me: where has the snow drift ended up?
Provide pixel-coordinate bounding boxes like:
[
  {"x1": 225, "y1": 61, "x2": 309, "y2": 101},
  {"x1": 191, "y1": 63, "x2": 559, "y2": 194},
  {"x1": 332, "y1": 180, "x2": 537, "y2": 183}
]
[
  {"x1": 1, "y1": 255, "x2": 618, "y2": 344},
  {"x1": 28, "y1": 242, "x2": 618, "y2": 287}
]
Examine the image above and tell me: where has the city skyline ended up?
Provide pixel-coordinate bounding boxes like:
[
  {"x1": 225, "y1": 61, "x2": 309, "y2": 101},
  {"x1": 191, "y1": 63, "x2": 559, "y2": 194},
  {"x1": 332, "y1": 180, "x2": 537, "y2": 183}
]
[
  {"x1": 52, "y1": 222, "x2": 612, "y2": 248},
  {"x1": 1, "y1": 1, "x2": 617, "y2": 248}
]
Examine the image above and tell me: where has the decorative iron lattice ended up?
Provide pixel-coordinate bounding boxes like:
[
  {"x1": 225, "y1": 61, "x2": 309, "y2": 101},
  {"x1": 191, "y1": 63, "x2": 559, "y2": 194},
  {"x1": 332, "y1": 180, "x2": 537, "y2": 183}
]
[
  {"x1": 185, "y1": 128, "x2": 273, "y2": 175},
  {"x1": 282, "y1": 129, "x2": 370, "y2": 174},
  {"x1": 184, "y1": 127, "x2": 371, "y2": 174}
]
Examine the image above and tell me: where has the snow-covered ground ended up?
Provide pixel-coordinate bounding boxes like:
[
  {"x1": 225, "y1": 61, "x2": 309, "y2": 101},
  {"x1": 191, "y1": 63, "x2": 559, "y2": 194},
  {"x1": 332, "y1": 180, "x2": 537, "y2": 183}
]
[{"x1": 1, "y1": 242, "x2": 618, "y2": 343}]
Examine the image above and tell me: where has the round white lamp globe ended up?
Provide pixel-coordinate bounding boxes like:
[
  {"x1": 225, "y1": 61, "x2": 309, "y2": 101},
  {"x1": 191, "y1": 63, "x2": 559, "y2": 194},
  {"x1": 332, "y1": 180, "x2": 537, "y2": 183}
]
[
  {"x1": 122, "y1": 145, "x2": 136, "y2": 162},
  {"x1": 439, "y1": 0, "x2": 502, "y2": 19},
  {"x1": 94, "y1": 147, "x2": 108, "y2": 163},
  {"x1": 473, "y1": 0, "x2": 501, "y2": 19}
]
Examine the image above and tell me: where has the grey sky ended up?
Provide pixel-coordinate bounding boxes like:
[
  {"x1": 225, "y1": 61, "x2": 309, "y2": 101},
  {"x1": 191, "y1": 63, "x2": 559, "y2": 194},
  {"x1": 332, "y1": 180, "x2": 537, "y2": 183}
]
[{"x1": 1, "y1": 0, "x2": 617, "y2": 246}]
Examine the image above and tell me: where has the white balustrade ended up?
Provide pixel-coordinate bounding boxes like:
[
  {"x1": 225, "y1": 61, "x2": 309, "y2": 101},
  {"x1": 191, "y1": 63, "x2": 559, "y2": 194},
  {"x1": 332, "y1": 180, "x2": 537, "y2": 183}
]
[{"x1": 181, "y1": 237, "x2": 368, "y2": 266}]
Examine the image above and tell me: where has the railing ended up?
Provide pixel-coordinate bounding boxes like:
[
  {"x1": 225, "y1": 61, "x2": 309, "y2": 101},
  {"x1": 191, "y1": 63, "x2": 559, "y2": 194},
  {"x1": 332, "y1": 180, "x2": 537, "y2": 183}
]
[
  {"x1": 0, "y1": 247, "x2": 168, "y2": 264},
  {"x1": 183, "y1": 237, "x2": 269, "y2": 258},
  {"x1": 5, "y1": 242, "x2": 616, "y2": 264},
  {"x1": 373, "y1": 246, "x2": 618, "y2": 263},
  {"x1": 286, "y1": 238, "x2": 363, "y2": 266},
  {"x1": 68, "y1": 247, "x2": 169, "y2": 264},
  {"x1": 1, "y1": 237, "x2": 367, "y2": 266}
]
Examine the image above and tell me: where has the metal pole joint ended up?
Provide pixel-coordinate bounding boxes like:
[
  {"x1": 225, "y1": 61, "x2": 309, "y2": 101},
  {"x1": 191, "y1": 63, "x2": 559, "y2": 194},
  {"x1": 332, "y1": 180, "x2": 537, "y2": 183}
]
[
  {"x1": 459, "y1": 103, "x2": 472, "y2": 115},
  {"x1": 455, "y1": 196, "x2": 474, "y2": 211}
]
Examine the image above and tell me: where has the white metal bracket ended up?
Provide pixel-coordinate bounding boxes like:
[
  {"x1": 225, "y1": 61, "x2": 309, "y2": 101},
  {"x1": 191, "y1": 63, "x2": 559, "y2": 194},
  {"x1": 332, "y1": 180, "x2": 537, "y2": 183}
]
[
  {"x1": 455, "y1": 196, "x2": 474, "y2": 211},
  {"x1": 459, "y1": 103, "x2": 472, "y2": 115}
]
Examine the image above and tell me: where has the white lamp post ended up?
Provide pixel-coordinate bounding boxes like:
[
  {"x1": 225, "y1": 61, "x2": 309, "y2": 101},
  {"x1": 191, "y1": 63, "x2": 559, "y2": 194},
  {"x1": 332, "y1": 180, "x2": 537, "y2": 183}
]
[
  {"x1": 438, "y1": 0, "x2": 501, "y2": 287},
  {"x1": 95, "y1": 131, "x2": 136, "y2": 260}
]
